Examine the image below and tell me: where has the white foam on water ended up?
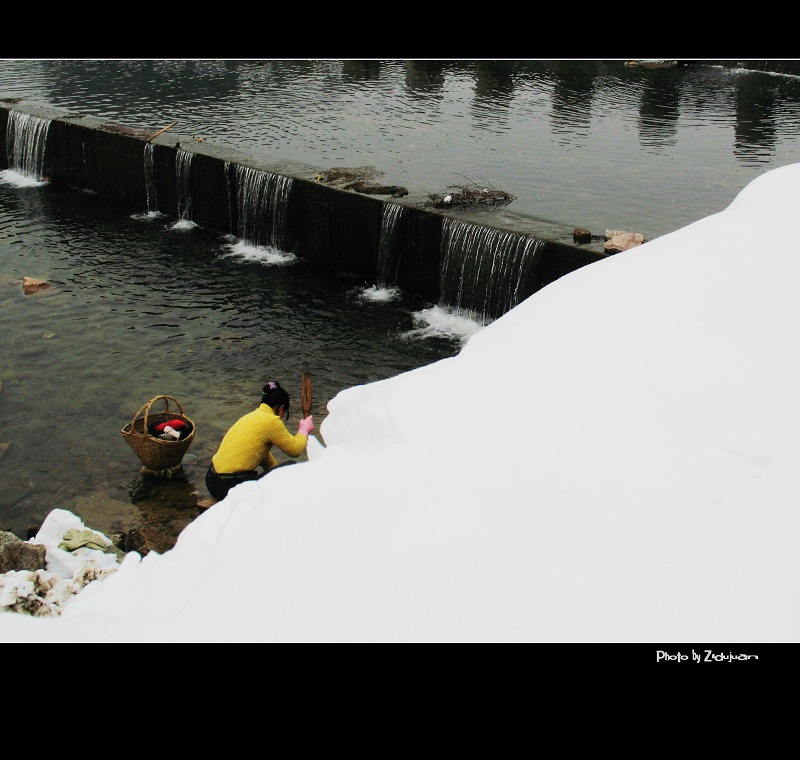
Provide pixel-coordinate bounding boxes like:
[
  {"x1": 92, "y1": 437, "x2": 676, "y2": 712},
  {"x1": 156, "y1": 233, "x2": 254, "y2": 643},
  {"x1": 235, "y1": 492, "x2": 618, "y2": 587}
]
[
  {"x1": 222, "y1": 239, "x2": 297, "y2": 265},
  {"x1": 0, "y1": 169, "x2": 48, "y2": 187},
  {"x1": 402, "y1": 305, "x2": 486, "y2": 344},
  {"x1": 131, "y1": 210, "x2": 166, "y2": 222},
  {"x1": 358, "y1": 284, "x2": 401, "y2": 303},
  {"x1": 171, "y1": 218, "x2": 198, "y2": 231}
]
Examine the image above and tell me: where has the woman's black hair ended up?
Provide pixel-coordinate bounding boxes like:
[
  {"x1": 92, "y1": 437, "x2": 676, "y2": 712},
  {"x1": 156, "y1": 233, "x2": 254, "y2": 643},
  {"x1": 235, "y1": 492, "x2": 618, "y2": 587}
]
[{"x1": 262, "y1": 381, "x2": 291, "y2": 418}]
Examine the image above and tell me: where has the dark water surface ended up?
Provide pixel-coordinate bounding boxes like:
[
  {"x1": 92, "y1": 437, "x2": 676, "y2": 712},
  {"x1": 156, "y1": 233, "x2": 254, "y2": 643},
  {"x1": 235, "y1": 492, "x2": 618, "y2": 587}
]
[{"x1": 2, "y1": 59, "x2": 800, "y2": 545}]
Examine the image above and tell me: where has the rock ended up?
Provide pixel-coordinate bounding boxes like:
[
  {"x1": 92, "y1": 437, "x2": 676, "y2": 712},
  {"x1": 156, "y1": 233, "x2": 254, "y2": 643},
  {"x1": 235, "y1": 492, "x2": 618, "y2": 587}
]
[
  {"x1": 317, "y1": 166, "x2": 382, "y2": 184},
  {"x1": 604, "y1": 231, "x2": 645, "y2": 253},
  {"x1": 573, "y1": 228, "x2": 592, "y2": 244},
  {"x1": 343, "y1": 180, "x2": 409, "y2": 197},
  {"x1": 0, "y1": 530, "x2": 47, "y2": 573},
  {"x1": 124, "y1": 529, "x2": 150, "y2": 555},
  {"x1": 139, "y1": 463, "x2": 186, "y2": 480},
  {"x1": 22, "y1": 276, "x2": 51, "y2": 294}
]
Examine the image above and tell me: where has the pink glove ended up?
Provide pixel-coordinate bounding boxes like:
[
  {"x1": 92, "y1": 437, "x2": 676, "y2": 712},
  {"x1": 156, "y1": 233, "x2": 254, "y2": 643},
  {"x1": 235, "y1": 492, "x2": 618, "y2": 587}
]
[{"x1": 297, "y1": 416, "x2": 314, "y2": 437}]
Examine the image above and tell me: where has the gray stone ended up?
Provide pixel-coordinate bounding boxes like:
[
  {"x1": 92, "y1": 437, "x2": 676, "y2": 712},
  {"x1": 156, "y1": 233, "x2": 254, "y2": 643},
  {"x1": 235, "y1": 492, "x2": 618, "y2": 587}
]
[
  {"x1": 0, "y1": 530, "x2": 46, "y2": 573},
  {"x1": 604, "y1": 231, "x2": 645, "y2": 253}
]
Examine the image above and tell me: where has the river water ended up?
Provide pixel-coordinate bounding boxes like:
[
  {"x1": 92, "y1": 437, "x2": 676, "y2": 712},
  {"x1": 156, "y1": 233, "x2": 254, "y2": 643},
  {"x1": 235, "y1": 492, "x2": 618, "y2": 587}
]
[
  {"x1": 4, "y1": 59, "x2": 800, "y2": 239},
  {"x1": 2, "y1": 59, "x2": 800, "y2": 546}
]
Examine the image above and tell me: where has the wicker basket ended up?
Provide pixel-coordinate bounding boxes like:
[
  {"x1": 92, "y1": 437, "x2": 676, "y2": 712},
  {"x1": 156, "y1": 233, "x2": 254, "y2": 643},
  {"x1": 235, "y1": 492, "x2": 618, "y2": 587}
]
[{"x1": 121, "y1": 395, "x2": 196, "y2": 470}]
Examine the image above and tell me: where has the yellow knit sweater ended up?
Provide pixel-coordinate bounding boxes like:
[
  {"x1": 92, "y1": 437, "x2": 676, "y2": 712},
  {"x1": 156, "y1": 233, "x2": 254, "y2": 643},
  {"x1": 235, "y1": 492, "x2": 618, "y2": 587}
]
[{"x1": 211, "y1": 403, "x2": 308, "y2": 474}]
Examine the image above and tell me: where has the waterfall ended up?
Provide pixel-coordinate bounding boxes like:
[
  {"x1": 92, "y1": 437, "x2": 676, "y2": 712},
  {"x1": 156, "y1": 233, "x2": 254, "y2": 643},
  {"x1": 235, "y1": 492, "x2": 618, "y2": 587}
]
[
  {"x1": 376, "y1": 202, "x2": 404, "y2": 287},
  {"x1": 5, "y1": 110, "x2": 51, "y2": 180},
  {"x1": 229, "y1": 163, "x2": 294, "y2": 250},
  {"x1": 176, "y1": 149, "x2": 194, "y2": 220},
  {"x1": 439, "y1": 217, "x2": 543, "y2": 323},
  {"x1": 143, "y1": 143, "x2": 157, "y2": 212}
]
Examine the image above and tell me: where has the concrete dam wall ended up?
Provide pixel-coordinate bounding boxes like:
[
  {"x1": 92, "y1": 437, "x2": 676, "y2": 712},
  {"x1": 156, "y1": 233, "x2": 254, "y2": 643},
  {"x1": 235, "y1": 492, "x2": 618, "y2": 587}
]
[{"x1": 0, "y1": 99, "x2": 608, "y2": 322}]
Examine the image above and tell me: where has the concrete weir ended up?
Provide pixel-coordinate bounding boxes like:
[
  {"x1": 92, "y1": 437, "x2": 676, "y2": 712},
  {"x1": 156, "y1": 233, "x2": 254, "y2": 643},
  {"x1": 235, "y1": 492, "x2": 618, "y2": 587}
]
[{"x1": 0, "y1": 99, "x2": 608, "y2": 322}]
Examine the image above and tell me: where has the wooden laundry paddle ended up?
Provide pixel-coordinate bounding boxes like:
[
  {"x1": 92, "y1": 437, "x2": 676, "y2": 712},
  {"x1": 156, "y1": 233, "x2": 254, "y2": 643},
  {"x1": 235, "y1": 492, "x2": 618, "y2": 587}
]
[{"x1": 301, "y1": 372, "x2": 312, "y2": 418}]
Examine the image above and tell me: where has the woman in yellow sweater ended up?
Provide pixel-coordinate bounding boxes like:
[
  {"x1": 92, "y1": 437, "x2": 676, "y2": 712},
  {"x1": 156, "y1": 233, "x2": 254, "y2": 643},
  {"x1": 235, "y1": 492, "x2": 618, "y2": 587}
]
[{"x1": 205, "y1": 381, "x2": 314, "y2": 501}]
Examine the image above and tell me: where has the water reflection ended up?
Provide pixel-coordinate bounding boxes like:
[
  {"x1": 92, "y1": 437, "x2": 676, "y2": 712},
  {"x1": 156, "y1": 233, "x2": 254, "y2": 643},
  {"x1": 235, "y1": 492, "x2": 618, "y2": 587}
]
[
  {"x1": 341, "y1": 60, "x2": 382, "y2": 82},
  {"x1": 638, "y1": 71, "x2": 682, "y2": 151},
  {"x1": 549, "y1": 61, "x2": 597, "y2": 143},
  {"x1": 403, "y1": 61, "x2": 446, "y2": 95},
  {"x1": 734, "y1": 73, "x2": 779, "y2": 164},
  {"x1": 471, "y1": 61, "x2": 515, "y2": 130}
]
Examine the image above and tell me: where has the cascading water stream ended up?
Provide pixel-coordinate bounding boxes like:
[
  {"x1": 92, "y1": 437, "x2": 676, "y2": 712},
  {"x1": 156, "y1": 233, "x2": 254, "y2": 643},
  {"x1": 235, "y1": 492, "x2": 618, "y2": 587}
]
[
  {"x1": 228, "y1": 163, "x2": 294, "y2": 250},
  {"x1": 176, "y1": 149, "x2": 194, "y2": 221},
  {"x1": 270, "y1": 175, "x2": 293, "y2": 250},
  {"x1": 4, "y1": 110, "x2": 51, "y2": 181},
  {"x1": 439, "y1": 217, "x2": 544, "y2": 324},
  {"x1": 376, "y1": 202, "x2": 404, "y2": 287},
  {"x1": 143, "y1": 142, "x2": 157, "y2": 213}
]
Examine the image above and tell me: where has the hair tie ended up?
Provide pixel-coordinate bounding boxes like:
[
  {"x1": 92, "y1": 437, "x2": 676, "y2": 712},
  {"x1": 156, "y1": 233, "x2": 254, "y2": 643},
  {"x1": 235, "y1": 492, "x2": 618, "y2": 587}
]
[{"x1": 268, "y1": 381, "x2": 277, "y2": 390}]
